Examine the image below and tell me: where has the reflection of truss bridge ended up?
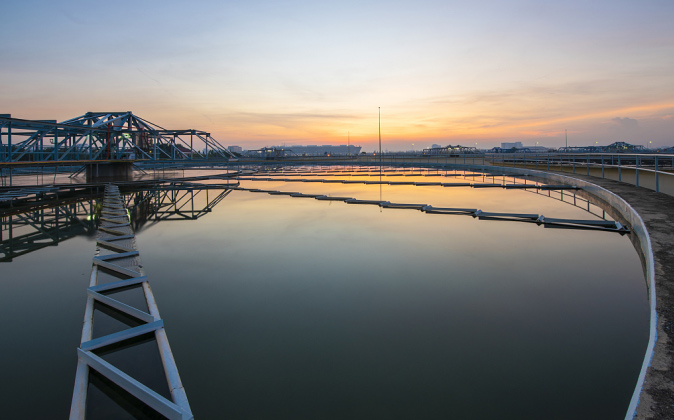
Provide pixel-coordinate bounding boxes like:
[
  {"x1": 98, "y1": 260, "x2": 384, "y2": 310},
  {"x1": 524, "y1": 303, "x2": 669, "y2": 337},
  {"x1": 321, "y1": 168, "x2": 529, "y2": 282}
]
[
  {"x1": 0, "y1": 111, "x2": 235, "y2": 163},
  {"x1": 1, "y1": 183, "x2": 233, "y2": 261},
  {"x1": 1, "y1": 200, "x2": 97, "y2": 262},
  {"x1": 124, "y1": 184, "x2": 232, "y2": 232}
]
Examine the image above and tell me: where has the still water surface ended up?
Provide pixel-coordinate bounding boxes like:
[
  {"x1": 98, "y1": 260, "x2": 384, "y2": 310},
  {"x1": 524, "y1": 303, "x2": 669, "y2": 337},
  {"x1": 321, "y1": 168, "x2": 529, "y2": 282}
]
[{"x1": 0, "y1": 168, "x2": 649, "y2": 419}]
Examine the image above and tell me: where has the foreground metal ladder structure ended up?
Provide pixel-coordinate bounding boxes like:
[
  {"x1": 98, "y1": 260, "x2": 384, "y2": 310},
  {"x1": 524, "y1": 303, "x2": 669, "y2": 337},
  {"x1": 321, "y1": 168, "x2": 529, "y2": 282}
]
[{"x1": 70, "y1": 184, "x2": 192, "y2": 419}]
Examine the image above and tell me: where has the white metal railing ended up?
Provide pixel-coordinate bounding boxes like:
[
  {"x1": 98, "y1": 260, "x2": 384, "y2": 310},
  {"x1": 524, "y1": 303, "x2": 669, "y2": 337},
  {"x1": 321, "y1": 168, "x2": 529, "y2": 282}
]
[{"x1": 349, "y1": 153, "x2": 674, "y2": 195}]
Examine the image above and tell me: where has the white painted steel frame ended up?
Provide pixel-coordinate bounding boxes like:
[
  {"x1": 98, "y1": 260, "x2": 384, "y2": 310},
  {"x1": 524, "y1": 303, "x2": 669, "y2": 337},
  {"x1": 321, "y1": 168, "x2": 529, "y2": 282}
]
[{"x1": 70, "y1": 184, "x2": 192, "y2": 419}]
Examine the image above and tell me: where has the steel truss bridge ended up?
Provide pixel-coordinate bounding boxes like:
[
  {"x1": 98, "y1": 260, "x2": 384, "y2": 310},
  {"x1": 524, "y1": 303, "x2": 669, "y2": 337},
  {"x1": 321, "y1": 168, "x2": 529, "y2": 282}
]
[{"x1": 0, "y1": 112, "x2": 236, "y2": 163}]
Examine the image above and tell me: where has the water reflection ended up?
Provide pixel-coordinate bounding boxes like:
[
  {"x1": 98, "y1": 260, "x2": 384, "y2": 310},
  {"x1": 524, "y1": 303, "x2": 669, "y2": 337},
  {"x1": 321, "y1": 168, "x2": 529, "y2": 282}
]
[
  {"x1": 1, "y1": 199, "x2": 98, "y2": 262},
  {"x1": 124, "y1": 185, "x2": 232, "y2": 232},
  {"x1": 140, "y1": 176, "x2": 647, "y2": 420},
  {"x1": 0, "y1": 167, "x2": 651, "y2": 419},
  {"x1": 236, "y1": 167, "x2": 627, "y2": 233},
  {"x1": 0, "y1": 183, "x2": 233, "y2": 262}
]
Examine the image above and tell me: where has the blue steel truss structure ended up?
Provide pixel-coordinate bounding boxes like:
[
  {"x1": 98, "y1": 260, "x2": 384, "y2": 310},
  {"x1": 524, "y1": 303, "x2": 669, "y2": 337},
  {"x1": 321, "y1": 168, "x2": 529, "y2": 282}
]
[{"x1": 0, "y1": 111, "x2": 235, "y2": 162}]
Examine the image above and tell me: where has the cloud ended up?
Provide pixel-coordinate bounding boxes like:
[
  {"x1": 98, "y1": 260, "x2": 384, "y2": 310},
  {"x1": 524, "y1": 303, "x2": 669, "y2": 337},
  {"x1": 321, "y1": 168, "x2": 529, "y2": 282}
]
[
  {"x1": 608, "y1": 117, "x2": 642, "y2": 142},
  {"x1": 611, "y1": 117, "x2": 640, "y2": 129},
  {"x1": 221, "y1": 111, "x2": 364, "y2": 127}
]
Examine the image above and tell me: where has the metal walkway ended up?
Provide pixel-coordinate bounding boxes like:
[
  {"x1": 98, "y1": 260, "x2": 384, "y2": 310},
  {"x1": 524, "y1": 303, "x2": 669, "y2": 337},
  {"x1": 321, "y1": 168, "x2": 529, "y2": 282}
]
[{"x1": 70, "y1": 184, "x2": 192, "y2": 419}]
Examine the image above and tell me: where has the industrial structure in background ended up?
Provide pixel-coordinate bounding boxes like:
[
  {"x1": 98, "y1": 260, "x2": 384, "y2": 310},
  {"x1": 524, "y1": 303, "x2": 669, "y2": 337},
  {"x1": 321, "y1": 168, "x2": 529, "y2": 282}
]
[
  {"x1": 487, "y1": 141, "x2": 651, "y2": 154},
  {"x1": 502, "y1": 141, "x2": 524, "y2": 149},
  {"x1": 288, "y1": 144, "x2": 361, "y2": 156},
  {"x1": 558, "y1": 141, "x2": 648, "y2": 153},
  {"x1": 243, "y1": 144, "x2": 361, "y2": 158},
  {"x1": 422, "y1": 144, "x2": 480, "y2": 155}
]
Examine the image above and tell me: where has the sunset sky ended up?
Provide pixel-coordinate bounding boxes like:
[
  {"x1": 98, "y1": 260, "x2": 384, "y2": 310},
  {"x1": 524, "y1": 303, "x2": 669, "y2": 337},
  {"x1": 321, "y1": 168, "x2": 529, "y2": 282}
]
[{"x1": 2, "y1": 0, "x2": 673, "y2": 151}]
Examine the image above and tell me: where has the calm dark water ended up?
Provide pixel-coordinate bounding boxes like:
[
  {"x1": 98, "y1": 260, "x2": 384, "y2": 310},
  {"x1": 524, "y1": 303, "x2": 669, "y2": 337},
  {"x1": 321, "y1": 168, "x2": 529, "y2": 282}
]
[{"x1": 0, "y1": 168, "x2": 649, "y2": 419}]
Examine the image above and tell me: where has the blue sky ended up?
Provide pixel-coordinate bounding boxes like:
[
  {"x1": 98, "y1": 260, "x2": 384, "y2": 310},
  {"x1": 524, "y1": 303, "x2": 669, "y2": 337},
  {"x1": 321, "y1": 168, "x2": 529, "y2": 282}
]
[{"x1": 2, "y1": 0, "x2": 673, "y2": 150}]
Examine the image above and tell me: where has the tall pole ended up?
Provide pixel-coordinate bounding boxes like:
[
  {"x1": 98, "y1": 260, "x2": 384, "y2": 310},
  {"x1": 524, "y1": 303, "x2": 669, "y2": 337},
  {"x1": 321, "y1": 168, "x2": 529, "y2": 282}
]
[
  {"x1": 565, "y1": 129, "x2": 568, "y2": 149},
  {"x1": 378, "y1": 107, "x2": 381, "y2": 165},
  {"x1": 348, "y1": 131, "x2": 350, "y2": 156}
]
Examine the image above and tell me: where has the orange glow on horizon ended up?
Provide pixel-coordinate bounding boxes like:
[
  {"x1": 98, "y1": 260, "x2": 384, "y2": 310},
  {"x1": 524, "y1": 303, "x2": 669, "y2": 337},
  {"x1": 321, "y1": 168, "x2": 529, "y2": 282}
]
[{"x1": 214, "y1": 101, "x2": 674, "y2": 148}]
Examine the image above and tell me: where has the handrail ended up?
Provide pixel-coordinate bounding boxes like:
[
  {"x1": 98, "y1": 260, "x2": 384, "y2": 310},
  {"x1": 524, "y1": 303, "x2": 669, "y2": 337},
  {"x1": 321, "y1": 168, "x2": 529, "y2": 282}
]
[{"x1": 343, "y1": 153, "x2": 674, "y2": 195}]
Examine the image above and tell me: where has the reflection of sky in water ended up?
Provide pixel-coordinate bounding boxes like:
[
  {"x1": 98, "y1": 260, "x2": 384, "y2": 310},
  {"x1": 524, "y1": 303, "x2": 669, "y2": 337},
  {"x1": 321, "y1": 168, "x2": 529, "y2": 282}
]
[{"x1": 0, "y1": 170, "x2": 649, "y2": 419}]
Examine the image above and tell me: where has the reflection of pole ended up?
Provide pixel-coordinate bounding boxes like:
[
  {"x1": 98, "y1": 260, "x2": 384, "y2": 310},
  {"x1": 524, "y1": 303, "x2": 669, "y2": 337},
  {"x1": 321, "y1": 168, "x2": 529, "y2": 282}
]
[
  {"x1": 378, "y1": 107, "x2": 381, "y2": 165},
  {"x1": 379, "y1": 162, "x2": 383, "y2": 212},
  {"x1": 379, "y1": 107, "x2": 382, "y2": 211}
]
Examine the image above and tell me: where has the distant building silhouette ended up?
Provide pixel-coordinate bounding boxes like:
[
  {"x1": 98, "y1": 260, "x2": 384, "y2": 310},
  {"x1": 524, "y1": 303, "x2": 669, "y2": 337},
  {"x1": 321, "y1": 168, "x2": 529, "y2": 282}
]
[{"x1": 501, "y1": 141, "x2": 523, "y2": 149}]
